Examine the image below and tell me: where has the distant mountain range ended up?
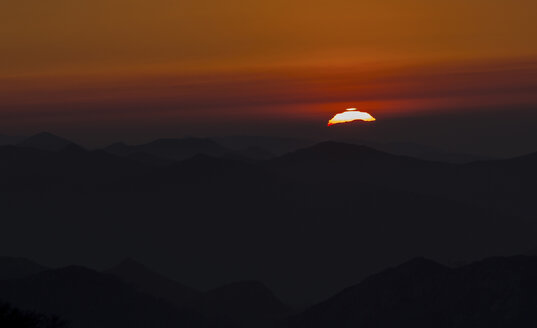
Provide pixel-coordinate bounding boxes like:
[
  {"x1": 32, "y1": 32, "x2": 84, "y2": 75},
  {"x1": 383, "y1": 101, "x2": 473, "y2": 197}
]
[
  {"x1": 1, "y1": 132, "x2": 497, "y2": 163},
  {"x1": 104, "y1": 138, "x2": 230, "y2": 162},
  {"x1": 2, "y1": 132, "x2": 537, "y2": 305}
]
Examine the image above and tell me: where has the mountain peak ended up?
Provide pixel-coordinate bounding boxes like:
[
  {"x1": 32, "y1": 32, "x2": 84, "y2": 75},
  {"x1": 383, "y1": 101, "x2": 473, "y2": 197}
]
[
  {"x1": 33, "y1": 131, "x2": 58, "y2": 138},
  {"x1": 19, "y1": 132, "x2": 77, "y2": 152},
  {"x1": 276, "y1": 141, "x2": 391, "y2": 162},
  {"x1": 103, "y1": 137, "x2": 230, "y2": 161}
]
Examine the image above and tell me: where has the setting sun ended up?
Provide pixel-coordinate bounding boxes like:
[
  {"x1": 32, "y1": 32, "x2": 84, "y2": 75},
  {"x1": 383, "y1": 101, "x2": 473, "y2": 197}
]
[{"x1": 327, "y1": 108, "x2": 376, "y2": 126}]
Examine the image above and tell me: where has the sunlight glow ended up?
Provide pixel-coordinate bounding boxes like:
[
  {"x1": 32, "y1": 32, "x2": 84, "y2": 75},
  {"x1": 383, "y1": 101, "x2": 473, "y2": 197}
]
[{"x1": 327, "y1": 108, "x2": 376, "y2": 126}]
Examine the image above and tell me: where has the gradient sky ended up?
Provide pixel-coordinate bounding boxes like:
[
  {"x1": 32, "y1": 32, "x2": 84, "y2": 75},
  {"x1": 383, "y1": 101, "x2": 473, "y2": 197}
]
[{"x1": 2, "y1": 0, "x2": 537, "y2": 155}]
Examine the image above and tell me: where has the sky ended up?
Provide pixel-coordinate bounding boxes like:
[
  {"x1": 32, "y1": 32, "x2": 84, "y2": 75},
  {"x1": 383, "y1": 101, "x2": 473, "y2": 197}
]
[{"x1": 1, "y1": 0, "x2": 537, "y2": 155}]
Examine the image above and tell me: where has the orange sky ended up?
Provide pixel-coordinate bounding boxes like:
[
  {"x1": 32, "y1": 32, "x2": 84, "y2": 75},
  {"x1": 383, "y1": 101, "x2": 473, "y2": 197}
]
[
  {"x1": 1, "y1": 0, "x2": 537, "y2": 150},
  {"x1": 3, "y1": 0, "x2": 537, "y2": 74}
]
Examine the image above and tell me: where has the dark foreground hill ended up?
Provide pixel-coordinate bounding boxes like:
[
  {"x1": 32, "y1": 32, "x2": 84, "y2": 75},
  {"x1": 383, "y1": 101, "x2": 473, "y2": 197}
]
[
  {"x1": 0, "y1": 266, "x2": 235, "y2": 328},
  {"x1": 0, "y1": 302, "x2": 67, "y2": 328},
  {"x1": 291, "y1": 256, "x2": 537, "y2": 328},
  {"x1": 4, "y1": 256, "x2": 537, "y2": 327},
  {"x1": 0, "y1": 257, "x2": 291, "y2": 328}
]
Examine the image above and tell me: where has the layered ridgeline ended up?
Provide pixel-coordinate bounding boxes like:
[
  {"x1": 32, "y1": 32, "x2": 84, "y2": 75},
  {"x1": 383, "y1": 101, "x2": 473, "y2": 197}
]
[
  {"x1": 0, "y1": 257, "x2": 290, "y2": 328},
  {"x1": 3, "y1": 256, "x2": 537, "y2": 327},
  {"x1": 1, "y1": 133, "x2": 537, "y2": 305},
  {"x1": 4, "y1": 132, "x2": 492, "y2": 162},
  {"x1": 291, "y1": 256, "x2": 537, "y2": 328}
]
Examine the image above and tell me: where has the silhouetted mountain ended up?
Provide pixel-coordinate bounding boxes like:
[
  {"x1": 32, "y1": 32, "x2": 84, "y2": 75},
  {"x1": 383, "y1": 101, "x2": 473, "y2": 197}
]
[
  {"x1": 102, "y1": 142, "x2": 131, "y2": 156},
  {"x1": 0, "y1": 145, "x2": 150, "y2": 191},
  {"x1": 107, "y1": 259, "x2": 289, "y2": 327},
  {"x1": 366, "y1": 140, "x2": 492, "y2": 163},
  {"x1": 171, "y1": 153, "x2": 255, "y2": 177},
  {"x1": 271, "y1": 141, "x2": 537, "y2": 219},
  {"x1": 2, "y1": 139, "x2": 537, "y2": 305},
  {"x1": 0, "y1": 145, "x2": 48, "y2": 172},
  {"x1": 104, "y1": 138, "x2": 230, "y2": 161},
  {"x1": 106, "y1": 258, "x2": 201, "y2": 307},
  {"x1": 58, "y1": 143, "x2": 86, "y2": 154},
  {"x1": 270, "y1": 141, "x2": 446, "y2": 186},
  {"x1": 477, "y1": 149, "x2": 537, "y2": 169},
  {"x1": 240, "y1": 146, "x2": 275, "y2": 160},
  {"x1": 18, "y1": 132, "x2": 78, "y2": 152},
  {"x1": 292, "y1": 256, "x2": 537, "y2": 328},
  {"x1": 0, "y1": 257, "x2": 47, "y2": 281},
  {"x1": 215, "y1": 135, "x2": 314, "y2": 156},
  {"x1": 0, "y1": 266, "x2": 234, "y2": 328},
  {"x1": 275, "y1": 141, "x2": 392, "y2": 162},
  {"x1": 123, "y1": 152, "x2": 174, "y2": 166},
  {"x1": 198, "y1": 281, "x2": 290, "y2": 327}
]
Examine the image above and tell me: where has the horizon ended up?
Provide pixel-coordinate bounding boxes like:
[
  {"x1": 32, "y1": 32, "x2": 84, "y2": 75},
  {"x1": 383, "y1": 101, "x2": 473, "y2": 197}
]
[
  {"x1": 4, "y1": 115, "x2": 537, "y2": 158},
  {"x1": 2, "y1": 0, "x2": 537, "y2": 158}
]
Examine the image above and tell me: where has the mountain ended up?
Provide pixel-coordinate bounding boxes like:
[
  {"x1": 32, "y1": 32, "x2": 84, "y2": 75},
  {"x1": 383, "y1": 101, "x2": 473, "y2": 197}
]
[
  {"x1": 104, "y1": 138, "x2": 230, "y2": 161},
  {"x1": 2, "y1": 140, "x2": 537, "y2": 304},
  {"x1": 0, "y1": 145, "x2": 48, "y2": 172},
  {"x1": 368, "y1": 141, "x2": 492, "y2": 163},
  {"x1": 198, "y1": 281, "x2": 290, "y2": 327},
  {"x1": 102, "y1": 142, "x2": 131, "y2": 156},
  {"x1": 291, "y1": 256, "x2": 537, "y2": 328},
  {"x1": 0, "y1": 257, "x2": 48, "y2": 281},
  {"x1": 269, "y1": 141, "x2": 446, "y2": 187},
  {"x1": 18, "y1": 132, "x2": 80, "y2": 152},
  {"x1": 233, "y1": 146, "x2": 275, "y2": 160},
  {"x1": 0, "y1": 266, "x2": 234, "y2": 328},
  {"x1": 0, "y1": 145, "x2": 149, "y2": 191},
  {"x1": 124, "y1": 151, "x2": 174, "y2": 166},
  {"x1": 106, "y1": 258, "x2": 201, "y2": 307},
  {"x1": 96, "y1": 259, "x2": 289, "y2": 327},
  {"x1": 470, "y1": 149, "x2": 537, "y2": 170},
  {"x1": 274, "y1": 141, "x2": 399, "y2": 162},
  {"x1": 215, "y1": 135, "x2": 314, "y2": 156},
  {"x1": 270, "y1": 141, "x2": 537, "y2": 218}
]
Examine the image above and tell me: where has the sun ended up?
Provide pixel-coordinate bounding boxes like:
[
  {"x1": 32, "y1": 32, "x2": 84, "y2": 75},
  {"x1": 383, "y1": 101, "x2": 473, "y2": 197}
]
[{"x1": 327, "y1": 108, "x2": 376, "y2": 126}]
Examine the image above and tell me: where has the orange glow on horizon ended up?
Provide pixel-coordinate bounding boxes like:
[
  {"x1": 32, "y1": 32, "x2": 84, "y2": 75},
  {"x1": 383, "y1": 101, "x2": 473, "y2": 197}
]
[{"x1": 328, "y1": 108, "x2": 376, "y2": 126}]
